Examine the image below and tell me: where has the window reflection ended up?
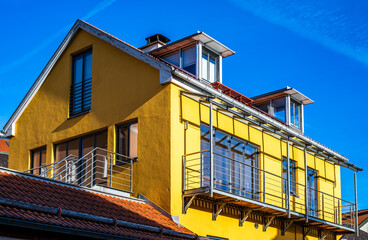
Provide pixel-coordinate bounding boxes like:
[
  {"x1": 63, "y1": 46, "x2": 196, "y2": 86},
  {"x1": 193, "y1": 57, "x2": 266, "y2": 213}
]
[{"x1": 200, "y1": 124, "x2": 259, "y2": 199}]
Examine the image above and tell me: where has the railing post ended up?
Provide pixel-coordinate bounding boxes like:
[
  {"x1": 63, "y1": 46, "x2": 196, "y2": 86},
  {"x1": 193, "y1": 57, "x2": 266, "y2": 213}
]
[
  {"x1": 130, "y1": 159, "x2": 133, "y2": 193},
  {"x1": 209, "y1": 101, "x2": 214, "y2": 197},
  {"x1": 184, "y1": 156, "x2": 187, "y2": 190},
  {"x1": 90, "y1": 153, "x2": 94, "y2": 187},
  {"x1": 200, "y1": 154, "x2": 203, "y2": 187},
  {"x1": 263, "y1": 171, "x2": 266, "y2": 203},
  {"x1": 110, "y1": 153, "x2": 113, "y2": 188},
  {"x1": 338, "y1": 200, "x2": 340, "y2": 225},
  {"x1": 354, "y1": 171, "x2": 359, "y2": 236},
  {"x1": 304, "y1": 146, "x2": 309, "y2": 223},
  {"x1": 286, "y1": 137, "x2": 291, "y2": 218},
  {"x1": 322, "y1": 194, "x2": 324, "y2": 220}
]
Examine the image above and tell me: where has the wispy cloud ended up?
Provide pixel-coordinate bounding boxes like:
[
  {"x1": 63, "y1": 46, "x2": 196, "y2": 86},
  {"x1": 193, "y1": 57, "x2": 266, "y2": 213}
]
[
  {"x1": 229, "y1": 0, "x2": 368, "y2": 65},
  {"x1": 0, "y1": 0, "x2": 117, "y2": 76}
]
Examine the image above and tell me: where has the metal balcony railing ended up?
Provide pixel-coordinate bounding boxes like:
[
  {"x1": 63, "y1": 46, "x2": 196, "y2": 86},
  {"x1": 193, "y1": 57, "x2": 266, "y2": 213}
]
[
  {"x1": 24, "y1": 148, "x2": 134, "y2": 193},
  {"x1": 183, "y1": 150, "x2": 356, "y2": 230}
]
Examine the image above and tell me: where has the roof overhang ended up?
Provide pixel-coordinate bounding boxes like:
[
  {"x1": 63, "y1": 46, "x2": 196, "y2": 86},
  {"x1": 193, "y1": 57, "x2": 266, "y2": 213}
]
[
  {"x1": 252, "y1": 87, "x2": 314, "y2": 105},
  {"x1": 150, "y1": 32, "x2": 235, "y2": 58}
]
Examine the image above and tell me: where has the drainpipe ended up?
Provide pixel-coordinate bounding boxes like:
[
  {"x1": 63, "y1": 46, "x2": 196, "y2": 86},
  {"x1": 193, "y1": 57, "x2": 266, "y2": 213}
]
[
  {"x1": 287, "y1": 137, "x2": 291, "y2": 218},
  {"x1": 354, "y1": 172, "x2": 359, "y2": 237},
  {"x1": 304, "y1": 146, "x2": 309, "y2": 223},
  {"x1": 209, "y1": 101, "x2": 214, "y2": 197}
]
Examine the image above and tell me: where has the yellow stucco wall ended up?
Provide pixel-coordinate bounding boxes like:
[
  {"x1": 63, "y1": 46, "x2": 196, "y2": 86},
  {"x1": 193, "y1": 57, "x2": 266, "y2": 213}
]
[
  {"x1": 7, "y1": 28, "x2": 343, "y2": 240},
  {"x1": 171, "y1": 85, "x2": 341, "y2": 240},
  {"x1": 8, "y1": 29, "x2": 172, "y2": 211}
]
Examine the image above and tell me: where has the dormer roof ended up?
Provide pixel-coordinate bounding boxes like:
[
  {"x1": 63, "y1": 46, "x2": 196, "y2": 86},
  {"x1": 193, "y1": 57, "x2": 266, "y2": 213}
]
[
  {"x1": 150, "y1": 32, "x2": 235, "y2": 58},
  {"x1": 252, "y1": 86, "x2": 314, "y2": 105}
]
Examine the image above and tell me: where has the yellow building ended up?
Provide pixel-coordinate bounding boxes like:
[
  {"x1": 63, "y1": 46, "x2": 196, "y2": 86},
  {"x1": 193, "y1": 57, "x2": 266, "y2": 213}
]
[{"x1": 2, "y1": 20, "x2": 363, "y2": 240}]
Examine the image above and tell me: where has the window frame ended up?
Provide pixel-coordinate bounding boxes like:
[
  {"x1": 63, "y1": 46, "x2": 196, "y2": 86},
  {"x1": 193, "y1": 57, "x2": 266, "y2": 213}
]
[
  {"x1": 307, "y1": 167, "x2": 319, "y2": 217},
  {"x1": 290, "y1": 98, "x2": 302, "y2": 129},
  {"x1": 201, "y1": 47, "x2": 219, "y2": 83},
  {"x1": 30, "y1": 146, "x2": 47, "y2": 175},
  {"x1": 115, "y1": 120, "x2": 138, "y2": 165},
  {"x1": 282, "y1": 157, "x2": 297, "y2": 197},
  {"x1": 162, "y1": 44, "x2": 197, "y2": 76},
  {"x1": 200, "y1": 123, "x2": 259, "y2": 199},
  {"x1": 69, "y1": 48, "x2": 93, "y2": 117}
]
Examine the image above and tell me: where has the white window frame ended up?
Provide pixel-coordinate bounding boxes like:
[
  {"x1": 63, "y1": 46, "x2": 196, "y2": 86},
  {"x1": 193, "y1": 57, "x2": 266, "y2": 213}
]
[{"x1": 200, "y1": 46, "x2": 221, "y2": 83}]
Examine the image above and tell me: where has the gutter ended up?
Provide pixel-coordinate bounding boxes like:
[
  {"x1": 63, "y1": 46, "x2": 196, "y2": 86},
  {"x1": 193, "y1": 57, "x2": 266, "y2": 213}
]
[
  {"x1": 173, "y1": 69, "x2": 362, "y2": 172},
  {"x1": 0, "y1": 197, "x2": 199, "y2": 239}
]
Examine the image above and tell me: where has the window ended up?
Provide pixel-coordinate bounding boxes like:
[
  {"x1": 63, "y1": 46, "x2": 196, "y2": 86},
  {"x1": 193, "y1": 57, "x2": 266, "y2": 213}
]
[
  {"x1": 201, "y1": 49, "x2": 218, "y2": 82},
  {"x1": 163, "y1": 45, "x2": 196, "y2": 76},
  {"x1": 30, "y1": 147, "x2": 46, "y2": 175},
  {"x1": 116, "y1": 121, "x2": 138, "y2": 164},
  {"x1": 70, "y1": 49, "x2": 92, "y2": 116},
  {"x1": 290, "y1": 100, "x2": 301, "y2": 128},
  {"x1": 307, "y1": 168, "x2": 318, "y2": 217},
  {"x1": 254, "y1": 97, "x2": 303, "y2": 131},
  {"x1": 255, "y1": 98, "x2": 286, "y2": 122},
  {"x1": 200, "y1": 124, "x2": 258, "y2": 199},
  {"x1": 54, "y1": 131, "x2": 107, "y2": 185},
  {"x1": 282, "y1": 157, "x2": 297, "y2": 196},
  {"x1": 271, "y1": 98, "x2": 286, "y2": 122}
]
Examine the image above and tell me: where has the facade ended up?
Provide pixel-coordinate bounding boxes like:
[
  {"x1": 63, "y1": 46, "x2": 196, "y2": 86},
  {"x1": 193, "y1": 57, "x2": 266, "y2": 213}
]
[{"x1": 2, "y1": 20, "x2": 363, "y2": 240}]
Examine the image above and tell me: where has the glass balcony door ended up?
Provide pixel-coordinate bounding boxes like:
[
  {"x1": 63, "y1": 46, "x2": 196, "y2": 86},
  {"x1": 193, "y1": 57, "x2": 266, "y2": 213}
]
[
  {"x1": 307, "y1": 168, "x2": 318, "y2": 217},
  {"x1": 200, "y1": 124, "x2": 258, "y2": 199}
]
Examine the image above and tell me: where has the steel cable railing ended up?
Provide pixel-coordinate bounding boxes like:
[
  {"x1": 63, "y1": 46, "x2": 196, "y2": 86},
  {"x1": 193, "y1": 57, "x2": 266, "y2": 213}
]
[
  {"x1": 24, "y1": 148, "x2": 134, "y2": 193},
  {"x1": 183, "y1": 150, "x2": 356, "y2": 230}
]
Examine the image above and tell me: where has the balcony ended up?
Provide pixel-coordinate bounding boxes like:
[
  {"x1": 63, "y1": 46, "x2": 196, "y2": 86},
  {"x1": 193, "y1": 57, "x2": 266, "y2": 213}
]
[
  {"x1": 24, "y1": 147, "x2": 134, "y2": 196},
  {"x1": 183, "y1": 150, "x2": 357, "y2": 235}
]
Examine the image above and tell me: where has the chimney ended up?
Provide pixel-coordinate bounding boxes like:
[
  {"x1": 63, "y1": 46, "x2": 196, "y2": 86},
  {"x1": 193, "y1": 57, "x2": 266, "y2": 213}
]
[{"x1": 140, "y1": 34, "x2": 170, "y2": 52}]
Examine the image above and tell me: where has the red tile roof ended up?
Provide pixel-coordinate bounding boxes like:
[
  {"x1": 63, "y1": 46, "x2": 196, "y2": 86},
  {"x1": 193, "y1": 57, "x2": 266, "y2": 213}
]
[
  {"x1": 357, "y1": 209, "x2": 368, "y2": 225},
  {"x1": 0, "y1": 140, "x2": 8, "y2": 153},
  {"x1": 0, "y1": 169, "x2": 196, "y2": 239}
]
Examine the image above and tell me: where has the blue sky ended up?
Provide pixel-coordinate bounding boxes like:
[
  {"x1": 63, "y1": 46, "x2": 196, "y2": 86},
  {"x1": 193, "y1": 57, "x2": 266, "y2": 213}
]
[{"x1": 1, "y1": 1, "x2": 367, "y2": 209}]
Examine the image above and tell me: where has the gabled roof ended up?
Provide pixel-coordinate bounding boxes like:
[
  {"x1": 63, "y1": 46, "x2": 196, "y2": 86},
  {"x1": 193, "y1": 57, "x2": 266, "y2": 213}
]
[
  {"x1": 0, "y1": 168, "x2": 196, "y2": 239},
  {"x1": 2, "y1": 19, "x2": 172, "y2": 137}
]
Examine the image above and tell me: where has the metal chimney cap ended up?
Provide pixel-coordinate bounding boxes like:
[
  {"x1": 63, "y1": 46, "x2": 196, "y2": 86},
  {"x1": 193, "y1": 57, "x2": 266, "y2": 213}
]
[{"x1": 145, "y1": 34, "x2": 170, "y2": 44}]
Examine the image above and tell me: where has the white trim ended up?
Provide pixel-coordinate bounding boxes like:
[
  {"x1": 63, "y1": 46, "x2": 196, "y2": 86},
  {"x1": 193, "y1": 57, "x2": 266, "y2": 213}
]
[{"x1": 3, "y1": 20, "x2": 171, "y2": 137}]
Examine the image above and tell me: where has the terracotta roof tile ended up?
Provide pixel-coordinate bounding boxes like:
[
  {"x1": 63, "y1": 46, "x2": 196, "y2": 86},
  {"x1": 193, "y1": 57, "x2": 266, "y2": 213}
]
[
  {"x1": 0, "y1": 170, "x2": 195, "y2": 239},
  {"x1": 357, "y1": 209, "x2": 368, "y2": 225}
]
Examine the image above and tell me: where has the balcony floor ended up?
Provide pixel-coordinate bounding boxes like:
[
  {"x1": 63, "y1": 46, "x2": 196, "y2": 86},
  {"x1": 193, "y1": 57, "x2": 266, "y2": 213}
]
[{"x1": 184, "y1": 186, "x2": 355, "y2": 235}]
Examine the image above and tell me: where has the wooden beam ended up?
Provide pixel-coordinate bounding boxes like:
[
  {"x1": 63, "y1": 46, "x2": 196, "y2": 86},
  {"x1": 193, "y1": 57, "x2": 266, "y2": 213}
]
[
  {"x1": 213, "y1": 203, "x2": 226, "y2": 221},
  {"x1": 183, "y1": 195, "x2": 196, "y2": 214},
  {"x1": 263, "y1": 216, "x2": 276, "y2": 232},
  {"x1": 239, "y1": 209, "x2": 252, "y2": 227}
]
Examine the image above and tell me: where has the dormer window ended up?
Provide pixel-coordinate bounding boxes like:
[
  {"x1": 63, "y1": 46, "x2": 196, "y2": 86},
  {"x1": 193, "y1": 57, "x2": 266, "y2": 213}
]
[
  {"x1": 201, "y1": 48, "x2": 218, "y2": 82},
  {"x1": 252, "y1": 87, "x2": 313, "y2": 133},
  {"x1": 163, "y1": 45, "x2": 196, "y2": 76},
  {"x1": 290, "y1": 99, "x2": 301, "y2": 128},
  {"x1": 148, "y1": 32, "x2": 235, "y2": 83}
]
